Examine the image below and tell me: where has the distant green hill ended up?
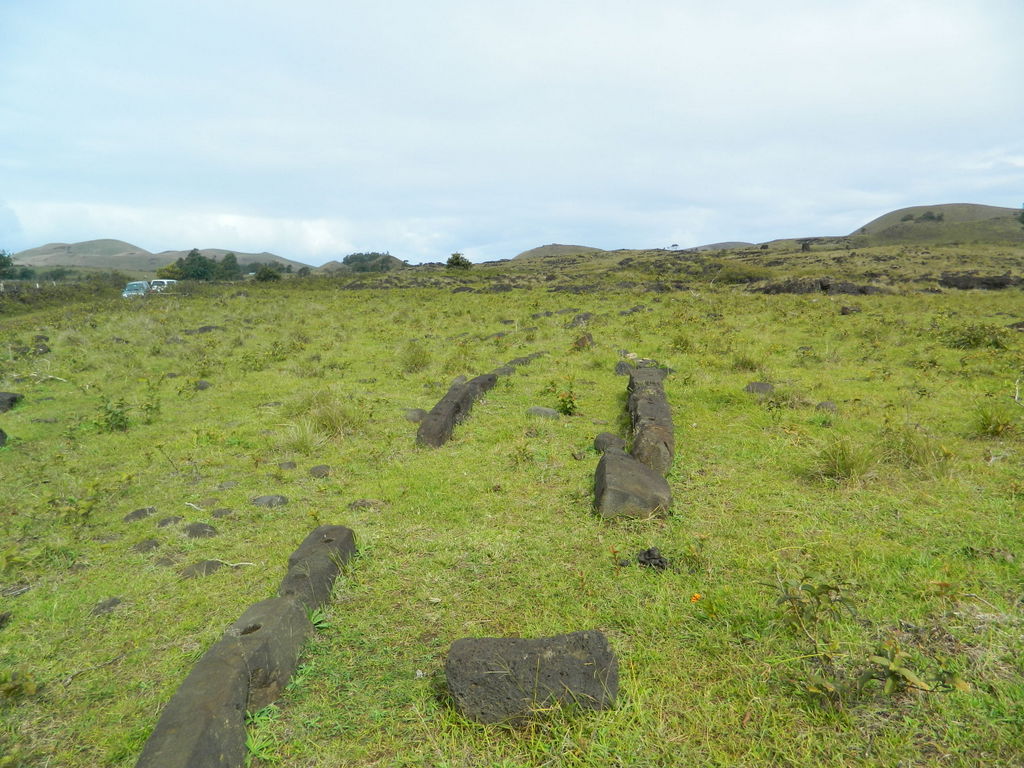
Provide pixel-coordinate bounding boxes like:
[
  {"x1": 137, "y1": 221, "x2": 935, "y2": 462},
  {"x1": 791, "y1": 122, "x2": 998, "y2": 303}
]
[
  {"x1": 14, "y1": 239, "x2": 310, "y2": 272},
  {"x1": 514, "y1": 243, "x2": 605, "y2": 260},
  {"x1": 850, "y1": 203, "x2": 1023, "y2": 245}
]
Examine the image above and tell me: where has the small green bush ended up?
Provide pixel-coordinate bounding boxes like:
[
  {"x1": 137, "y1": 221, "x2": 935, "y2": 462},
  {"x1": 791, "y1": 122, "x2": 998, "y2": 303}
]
[
  {"x1": 941, "y1": 322, "x2": 1007, "y2": 350},
  {"x1": 971, "y1": 403, "x2": 1016, "y2": 438},
  {"x1": 811, "y1": 436, "x2": 879, "y2": 482}
]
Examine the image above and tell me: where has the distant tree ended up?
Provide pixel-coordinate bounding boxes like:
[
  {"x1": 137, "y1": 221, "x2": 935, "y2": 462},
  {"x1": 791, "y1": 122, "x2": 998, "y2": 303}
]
[
  {"x1": 342, "y1": 252, "x2": 399, "y2": 272},
  {"x1": 447, "y1": 252, "x2": 471, "y2": 270},
  {"x1": 14, "y1": 266, "x2": 35, "y2": 280},
  {"x1": 177, "y1": 248, "x2": 217, "y2": 280},
  {"x1": 156, "y1": 262, "x2": 183, "y2": 279},
  {"x1": 0, "y1": 249, "x2": 14, "y2": 278},
  {"x1": 254, "y1": 265, "x2": 281, "y2": 282},
  {"x1": 297, "y1": 266, "x2": 311, "y2": 277},
  {"x1": 217, "y1": 252, "x2": 242, "y2": 281},
  {"x1": 901, "y1": 214, "x2": 915, "y2": 222},
  {"x1": 41, "y1": 267, "x2": 73, "y2": 281}
]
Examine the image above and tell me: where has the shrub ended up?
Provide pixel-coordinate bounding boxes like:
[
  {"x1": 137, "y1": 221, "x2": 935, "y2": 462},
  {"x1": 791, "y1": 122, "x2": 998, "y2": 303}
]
[
  {"x1": 940, "y1": 322, "x2": 1007, "y2": 350},
  {"x1": 399, "y1": 339, "x2": 431, "y2": 373},
  {"x1": 446, "y1": 253, "x2": 471, "y2": 270}
]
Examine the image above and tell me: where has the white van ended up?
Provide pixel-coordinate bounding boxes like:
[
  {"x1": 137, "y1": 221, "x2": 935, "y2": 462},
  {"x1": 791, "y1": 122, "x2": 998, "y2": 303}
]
[{"x1": 149, "y1": 279, "x2": 178, "y2": 292}]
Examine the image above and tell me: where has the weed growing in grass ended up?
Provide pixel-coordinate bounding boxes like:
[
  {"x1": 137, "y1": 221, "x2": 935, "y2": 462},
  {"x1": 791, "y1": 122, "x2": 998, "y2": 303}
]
[
  {"x1": 0, "y1": 668, "x2": 39, "y2": 700},
  {"x1": 97, "y1": 396, "x2": 130, "y2": 432},
  {"x1": 941, "y1": 322, "x2": 1008, "y2": 350},
  {"x1": 770, "y1": 572, "x2": 857, "y2": 643},
  {"x1": 399, "y1": 339, "x2": 431, "y2": 373},
  {"x1": 971, "y1": 402, "x2": 1017, "y2": 437},
  {"x1": 541, "y1": 376, "x2": 579, "y2": 415},
  {"x1": 245, "y1": 704, "x2": 281, "y2": 765},
  {"x1": 880, "y1": 421, "x2": 953, "y2": 475},
  {"x1": 810, "y1": 435, "x2": 879, "y2": 482}
]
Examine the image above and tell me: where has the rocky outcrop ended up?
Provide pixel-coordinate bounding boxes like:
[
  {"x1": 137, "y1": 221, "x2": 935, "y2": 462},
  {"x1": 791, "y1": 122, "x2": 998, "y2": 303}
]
[
  {"x1": 445, "y1": 630, "x2": 618, "y2": 724},
  {"x1": 752, "y1": 277, "x2": 885, "y2": 295}
]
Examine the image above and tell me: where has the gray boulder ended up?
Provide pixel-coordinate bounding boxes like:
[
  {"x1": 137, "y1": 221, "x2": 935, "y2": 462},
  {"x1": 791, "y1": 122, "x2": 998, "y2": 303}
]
[
  {"x1": 252, "y1": 495, "x2": 287, "y2": 508},
  {"x1": 593, "y1": 433, "x2": 626, "y2": 453},
  {"x1": 594, "y1": 449, "x2": 672, "y2": 518},
  {"x1": 528, "y1": 406, "x2": 560, "y2": 419},
  {"x1": 184, "y1": 523, "x2": 217, "y2": 539},
  {"x1": 445, "y1": 630, "x2": 618, "y2": 724},
  {"x1": 745, "y1": 381, "x2": 774, "y2": 395},
  {"x1": 124, "y1": 506, "x2": 156, "y2": 522}
]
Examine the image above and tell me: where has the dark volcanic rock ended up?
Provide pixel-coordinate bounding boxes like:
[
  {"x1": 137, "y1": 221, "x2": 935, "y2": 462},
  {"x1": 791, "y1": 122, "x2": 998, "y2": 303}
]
[
  {"x1": 0, "y1": 429, "x2": 6, "y2": 448},
  {"x1": 278, "y1": 461, "x2": 297, "y2": 470},
  {"x1": 217, "y1": 481, "x2": 239, "y2": 490},
  {"x1": 816, "y1": 401, "x2": 838, "y2": 413},
  {"x1": 744, "y1": 381, "x2": 774, "y2": 395},
  {"x1": 309, "y1": 465, "x2": 331, "y2": 478},
  {"x1": 278, "y1": 525, "x2": 357, "y2": 609},
  {"x1": 593, "y1": 449, "x2": 672, "y2": 518},
  {"x1": 157, "y1": 516, "x2": 183, "y2": 528},
  {"x1": 445, "y1": 630, "x2": 618, "y2": 724},
  {"x1": 132, "y1": 538, "x2": 161, "y2": 553},
  {"x1": 594, "y1": 432, "x2": 626, "y2": 453},
  {"x1": 566, "y1": 312, "x2": 594, "y2": 328},
  {"x1": 124, "y1": 506, "x2": 157, "y2": 522},
  {"x1": 404, "y1": 408, "x2": 428, "y2": 424},
  {"x1": 939, "y1": 272, "x2": 1021, "y2": 290},
  {"x1": 92, "y1": 597, "x2": 122, "y2": 615},
  {"x1": 252, "y1": 495, "x2": 288, "y2": 508},
  {"x1": 195, "y1": 380, "x2": 212, "y2": 391},
  {"x1": 212, "y1": 508, "x2": 234, "y2": 518},
  {"x1": 348, "y1": 499, "x2": 385, "y2": 512},
  {"x1": 637, "y1": 548, "x2": 669, "y2": 570},
  {"x1": 417, "y1": 374, "x2": 498, "y2": 448},
  {"x1": 840, "y1": 305, "x2": 861, "y2": 315},
  {"x1": 573, "y1": 332, "x2": 594, "y2": 350},
  {"x1": 184, "y1": 522, "x2": 218, "y2": 539},
  {"x1": 180, "y1": 560, "x2": 225, "y2": 579},
  {"x1": 627, "y1": 367, "x2": 674, "y2": 476},
  {"x1": 0, "y1": 393, "x2": 22, "y2": 413}
]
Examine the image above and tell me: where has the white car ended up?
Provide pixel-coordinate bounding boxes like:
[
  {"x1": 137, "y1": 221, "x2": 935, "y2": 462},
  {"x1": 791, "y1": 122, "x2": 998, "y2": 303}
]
[{"x1": 149, "y1": 279, "x2": 178, "y2": 292}]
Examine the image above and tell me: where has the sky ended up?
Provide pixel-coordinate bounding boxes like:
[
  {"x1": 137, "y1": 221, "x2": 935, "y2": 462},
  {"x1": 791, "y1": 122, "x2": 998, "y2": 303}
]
[{"x1": 1, "y1": 1, "x2": 1022, "y2": 266}]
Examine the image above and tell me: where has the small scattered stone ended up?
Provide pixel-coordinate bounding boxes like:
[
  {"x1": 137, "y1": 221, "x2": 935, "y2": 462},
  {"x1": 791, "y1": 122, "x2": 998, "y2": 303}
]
[
  {"x1": 404, "y1": 408, "x2": 428, "y2": 424},
  {"x1": 573, "y1": 332, "x2": 594, "y2": 350},
  {"x1": 212, "y1": 508, "x2": 234, "y2": 518},
  {"x1": 572, "y1": 451, "x2": 587, "y2": 460},
  {"x1": 252, "y1": 494, "x2": 288, "y2": 508},
  {"x1": 348, "y1": 499, "x2": 385, "y2": 512},
  {"x1": 0, "y1": 429, "x2": 6, "y2": 448},
  {"x1": 195, "y1": 380, "x2": 212, "y2": 391},
  {"x1": 154, "y1": 556, "x2": 176, "y2": 567},
  {"x1": 184, "y1": 522, "x2": 217, "y2": 539},
  {"x1": 157, "y1": 516, "x2": 183, "y2": 528},
  {"x1": 840, "y1": 305, "x2": 862, "y2": 315},
  {"x1": 259, "y1": 401, "x2": 282, "y2": 407},
  {"x1": 30, "y1": 418, "x2": 58, "y2": 424},
  {"x1": 0, "y1": 611, "x2": 11, "y2": 630},
  {"x1": 594, "y1": 433, "x2": 626, "y2": 453},
  {"x1": 637, "y1": 547, "x2": 670, "y2": 570},
  {"x1": 528, "y1": 406, "x2": 561, "y2": 419},
  {"x1": 816, "y1": 401, "x2": 838, "y2": 413},
  {"x1": 180, "y1": 560, "x2": 224, "y2": 579},
  {"x1": 744, "y1": 382, "x2": 774, "y2": 395},
  {"x1": 91, "y1": 597, "x2": 122, "y2": 616},
  {"x1": 278, "y1": 461, "x2": 297, "y2": 470},
  {"x1": 132, "y1": 538, "x2": 161, "y2": 553},
  {"x1": 309, "y1": 465, "x2": 331, "y2": 478},
  {"x1": 217, "y1": 481, "x2": 239, "y2": 490},
  {"x1": 123, "y1": 506, "x2": 157, "y2": 522}
]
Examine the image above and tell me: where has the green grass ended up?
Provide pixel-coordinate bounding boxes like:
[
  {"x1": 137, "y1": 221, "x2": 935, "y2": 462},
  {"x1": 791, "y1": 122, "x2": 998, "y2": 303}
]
[{"x1": 1, "y1": 270, "x2": 1023, "y2": 766}]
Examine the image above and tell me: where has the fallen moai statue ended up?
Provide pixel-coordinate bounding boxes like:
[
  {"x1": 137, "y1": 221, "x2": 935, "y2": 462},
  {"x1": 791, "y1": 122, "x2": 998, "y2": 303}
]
[
  {"x1": 445, "y1": 630, "x2": 618, "y2": 724},
  {"x1": 416, "y1": 352, "x2": 545, "y2": 448},
  {"x1": 135, "y1": 525, "x2": 356, "y2": 768},
  {"x1": 627, "y1": 367, "x2": 675, "y2": 476}
]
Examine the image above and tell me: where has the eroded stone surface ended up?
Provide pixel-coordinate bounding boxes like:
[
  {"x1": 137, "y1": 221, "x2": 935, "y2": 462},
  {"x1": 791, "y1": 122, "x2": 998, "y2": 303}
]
[
  {"x1": 184, "y1": 523, "x2": 218, "y2": 539},
  {"x1": 594, "y1": 433, "x2": 626, "y2": 453},
  {"x1": 132, "y1": 538, "x2": 160, "y2": 553},
  {"x1": 278, "y1": 525, "x2": 356, "y2": 609},
  {"x1": 593, "y1": 449, "x2": 672, "y2": 518},
  {"x1": 92, "y1": 597, "x2": 122, "y2": 615},
  {"x1": 124, "y1": 507, "x2": 156, "y2": 523},
  {"x1": 445, "y1": 630, "x2": 618, "y2": 724},
  {"x1": 252, "y1": 495, "x2": 287, "y2": 508},
  {"x1": 180, "y1": 560, "x2": 224, "y2": 579},
  {"x1": 309, "y1": 465, "x2": 331, "y2": 479}
]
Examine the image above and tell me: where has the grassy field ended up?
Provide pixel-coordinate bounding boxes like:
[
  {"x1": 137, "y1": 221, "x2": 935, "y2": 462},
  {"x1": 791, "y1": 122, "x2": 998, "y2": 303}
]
[{"x1": 1, "y1": 260, "x2": 1023, "y2": 766}]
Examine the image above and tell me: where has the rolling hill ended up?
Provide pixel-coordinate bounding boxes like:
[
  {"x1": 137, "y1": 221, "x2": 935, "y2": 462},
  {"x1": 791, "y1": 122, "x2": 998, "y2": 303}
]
[
  {"x1": 13, "y1": 239, "x2": 310, "y2": 272},
  {"x1": 850, "y1": 203, "x2": 1023, "y2": 245},
  {"x1": 513, "y1": 243, "x2": 606, "y2": 260}
]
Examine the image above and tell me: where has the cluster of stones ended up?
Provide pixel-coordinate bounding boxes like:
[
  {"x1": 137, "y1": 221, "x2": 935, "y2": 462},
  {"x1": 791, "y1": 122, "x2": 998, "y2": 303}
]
[
  {"x1": 135, "y1": 525, "x2": 356, "y2": 768},
  {"x1": 415, "y1": 352, "x2": 544, "y2": 448},
  {"x1": 593, "y1": 363, "x2": 674, "y2": 518}
]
